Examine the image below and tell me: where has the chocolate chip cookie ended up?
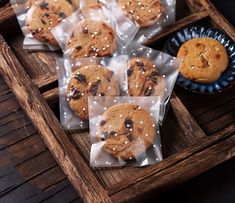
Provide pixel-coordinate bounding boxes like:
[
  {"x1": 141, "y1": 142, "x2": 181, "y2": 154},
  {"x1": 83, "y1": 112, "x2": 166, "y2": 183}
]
[
  {"x1": 177, "y1": 38, "x2": 229, "y2": 83},
  {"x1": 26, "y1": 0, "x2": 74, "y2": 45},
  {"x1": 98, "y1": 103, "x2": 156, "y2": 160},
  {"x1": 119, "y1": 0, "x2": 164, "y2": 28},
  {"x1": 66, "y1": 19, "x2": 116, "y2": 59},
  {"x1": 66, "y1": 65, "x2": 120, "y2": 120},
  {"x1": 127, "y1": 57, "x2": 166, "y2": 97}
]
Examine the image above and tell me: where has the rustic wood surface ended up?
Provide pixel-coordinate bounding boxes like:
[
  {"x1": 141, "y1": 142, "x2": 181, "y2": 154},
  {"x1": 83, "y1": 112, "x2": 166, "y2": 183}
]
[
  {"x1": 0, "y1": 73, "x2": 81, "y2": 203},
  {"x1": 0, "y1": 35, "x2": 112, "y2": 203},
  {"x1": 0, "y1": 0, "x2": 235, "y2": 202}
]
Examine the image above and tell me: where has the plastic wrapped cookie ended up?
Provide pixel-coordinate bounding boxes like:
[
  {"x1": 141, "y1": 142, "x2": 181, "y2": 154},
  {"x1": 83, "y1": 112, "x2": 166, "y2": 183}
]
[
  {"x1": 26, "y1": 0, "x2": 74, "y2": 45},
  {"x1": 52, "y1": 4, "x2": 138, "y2": 59},
  {"x1": 89, "y1": 96, "x2": 162, "y2": 167},
  {"x1": 57, "y1": 56, "x2": 127, "y2": 130},
  {"x1": 102, "y1": 0, "x2": 176, "y2": 43},
  {"x1": 66, "y1": 65, "x2": 120, "y2": 120},
  {"x1": 127, "y1": 57, "x2": 166, "y2": 97},
  {"x1": 124, "y1": 43, "x2": 181, "y2": 124}
]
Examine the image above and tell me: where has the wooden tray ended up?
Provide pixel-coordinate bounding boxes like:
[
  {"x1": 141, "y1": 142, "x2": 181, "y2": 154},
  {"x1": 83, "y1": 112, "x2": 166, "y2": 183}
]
[{"x1": 0, "y1": 0, "x2": 235, "y2": 202}]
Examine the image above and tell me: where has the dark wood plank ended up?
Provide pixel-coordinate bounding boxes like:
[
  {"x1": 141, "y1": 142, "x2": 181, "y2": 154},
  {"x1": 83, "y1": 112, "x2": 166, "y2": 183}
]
[
  {"x1": 0, "y1": 35, "x2": 111, "y2": 203},
  {"x1": 200, "y1": 0, "x2": 235, "y2": 41},
  {"x1": 0, "y1": 3, "x2": 14, "y2": 24},
  {"x1": 110, "y1": 131, "x2": 235, "y2": 203},
  {"x1": 145, "y1": 10, "x2": 209, "y2": 46},
  {"x1": 7, "y1": 33, "x2": 58, "y2": 89}
]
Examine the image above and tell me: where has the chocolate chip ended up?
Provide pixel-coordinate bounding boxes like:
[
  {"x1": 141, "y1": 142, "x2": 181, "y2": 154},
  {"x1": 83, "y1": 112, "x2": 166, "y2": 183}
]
[
  {"x1": 126, "y1": 134, "x2": 134, "y2": 142},
  {"x1": 100, "y1": 120, "x2": 106, "y2": 126},
  {"x1": 89, "y1": 81, "x2": 100, "y2": 96},
  {"x1": 144, "y1": 87, "x2": 153, "y2": 96},
  {"x1": 151, "y1": 71, "x2": 158, "y2": 76},
  {"x1": 127, "y1": 68, "x2": 133, "y2": 77},
  {"x1": 68, "y1": 87, "x2": 81, "y2": 99},
  {"x1": 75, "y1": 74, "x2": 86, "y2": 83},
  {"x1": 39, "y1": 2, "x2": 49, "y2": 10},
  {"x1": 109, "y1": 131, "x2": 117, "y2": 137},
  {"x1": 41, "y1": 36, "x2": 49, "y2": 43},
  {"x1": 59, "y1": 12, "x2": 67, "y2": 19},
  {"x1": 100, "y1": 93, "x2": 105, "y2": 96},
  {"x1": 124, "y1": 118, "x2": 133, "y2": 129},
  {"x1": 43, "y1": 13, "x2": 49, "y2": 17},
  {"x1": 41, "y1": 19, "x2": 46, "y2": 25},
  {"x1": 83, "y1": 27, "x2": 88, "y2": 34},
  {"x1": 101, "y1": 131, "x2": 108, "y2": 141},
  {"x1": 76, "y1": 45, "x2": 82, "y2": 51},
  {"x1": 136, "y1": 61, "x2": 146, "y2": 72},
  {"x1": 150, "y1": 76, "x2": 158, "y2": 84}
]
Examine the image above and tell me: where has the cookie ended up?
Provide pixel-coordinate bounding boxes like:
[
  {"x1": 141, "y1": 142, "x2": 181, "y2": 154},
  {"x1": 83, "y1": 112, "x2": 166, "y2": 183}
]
[
  {"x1": 98, "y1": 103, "x2": 156, "y2": 160},
  {"x1": 127, "y1": 57, "x2": 166, "y2": 97},
  {"x1": 26, "y1": 0, "x2": 80, "y2": 9},
  {"x1": 66, "y1": 19, "x2": 116, "y2": 59},
  {"x1": 66, "y1": 65, "x2": 120, "y2": 120},
  {"x1": 177, "y1": 38, "x2": 229, "y2": 83},
  {"x1": 26, "y1": 0, "x2": 74, "y2": 45},
  {"x1": 119, "y1": 0, "x2": 164, "y2": 28}
]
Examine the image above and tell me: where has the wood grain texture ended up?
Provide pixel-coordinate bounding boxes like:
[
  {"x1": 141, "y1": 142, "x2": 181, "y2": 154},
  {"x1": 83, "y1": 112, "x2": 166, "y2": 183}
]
[
  {"x1": 0, "y1": 35, "x2": 111, "y2": 203},
  {"x1": 0, "y1": 3, "x2": 14, "y2": 24},
  {"x1": 200, "y1": 0, "x2": 235, "y2": 41},
  {"x1": 110, "y1": 132, "x2": 235, "y2": 203},
  {"x1": 145, "y1": 10, "x2": 209, "y2": 46},
  {"x1": 0, "y1": 75, "x2": 79, "y2": 202}
]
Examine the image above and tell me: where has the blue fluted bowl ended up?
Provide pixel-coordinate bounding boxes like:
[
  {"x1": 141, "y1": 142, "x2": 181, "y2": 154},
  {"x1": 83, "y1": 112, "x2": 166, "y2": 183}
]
[{"x1": 163, "y1": 26, "x2": 235, "y2": 94}]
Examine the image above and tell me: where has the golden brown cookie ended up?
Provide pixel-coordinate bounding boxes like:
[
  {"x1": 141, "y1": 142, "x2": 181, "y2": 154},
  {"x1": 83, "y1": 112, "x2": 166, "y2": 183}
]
[
  {"x1": 66, "y1": 65, "x2": 120, "y2": 120},
  {"x1": 26, "y1": 0, "x2": 80, "y2": 9},
  {"x1": 98, "y1": 103, "x2": 156, "y2": 160},
  {"x1": 127, "y1": 57, "x2": 166, "y2": 97},
  {"x1": 26, "y1": 0, "x2": 74, "y2": 45},
  {"x1": 119, "y1": 0, "x2": 164, "y2": 28},
  {"x1": 66, "y1": 19, "x2": 116, "y2": 59},
  {"x1": 177, "y1": 38, "x2": 229, "y2": 83}
]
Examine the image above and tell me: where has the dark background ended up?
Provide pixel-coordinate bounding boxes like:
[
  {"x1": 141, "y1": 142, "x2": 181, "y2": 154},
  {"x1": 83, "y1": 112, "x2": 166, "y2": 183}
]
[{"x1": 155, "y1": 1, "x2": 235, "y2": 202}]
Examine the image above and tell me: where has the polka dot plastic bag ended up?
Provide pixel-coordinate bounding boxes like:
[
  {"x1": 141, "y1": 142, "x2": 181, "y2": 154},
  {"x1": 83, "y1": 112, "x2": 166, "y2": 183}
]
[
  {"x1": 51, "y1": 2, "x2": 139, "y2": 60},
  {"x1": 123, "y1": 42, "x2": 182, "y2": 124},
  {"x1": 101, "y1": 0, "x2": 176, "y2": 44},
  {"x1": 10, "y1": 0, "x2": 79, "y2": 50},
  {"x1": 56, "y1": 55, "x2": 128, "y2": 130},
  {"x1": 88, "y1": 96, "x2": 162, "y2": 167}
]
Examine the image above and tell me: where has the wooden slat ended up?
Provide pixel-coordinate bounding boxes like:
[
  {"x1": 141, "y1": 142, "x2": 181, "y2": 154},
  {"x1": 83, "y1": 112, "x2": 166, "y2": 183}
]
[
  {"x1": 0, "y1": 35, "x2": 111, "y2": 203},
  {"x1": 0, "y1": 3, "x2": 14, "y2": 25},
  {"x1": 200, "y1": 0, "x2": 235, "y2": 41},
  {"x1": 186, "y1": 0, "x2": 205, "y2": 12},
  {"x1": 145, "y1": 10, "x2": 209, "y2": 46},
  {"x1": 107, "y1": 123, "x2": 235, "y2": 196},
  {"x1": 8, "y1": 34, "x2": 58, "y2": 87},
  {"x1": 110, "y1": 131, "x2": 235, "y2": 202},
  {"x1": 42, "y1": 88, "x2": 59, "y2": 102}
]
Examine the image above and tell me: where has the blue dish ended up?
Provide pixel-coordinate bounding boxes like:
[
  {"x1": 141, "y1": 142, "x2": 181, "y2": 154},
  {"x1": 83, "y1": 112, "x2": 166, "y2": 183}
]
[{"x1": 163, "y1": 26, "x2": 235, "y2": 94}]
